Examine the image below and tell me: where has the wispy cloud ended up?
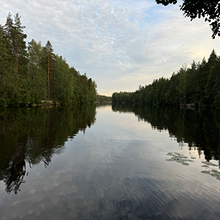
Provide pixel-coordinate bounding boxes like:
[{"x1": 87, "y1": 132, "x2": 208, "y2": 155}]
[{"x1": 1, "y1": 0, "x2": 219, "y2": 95}]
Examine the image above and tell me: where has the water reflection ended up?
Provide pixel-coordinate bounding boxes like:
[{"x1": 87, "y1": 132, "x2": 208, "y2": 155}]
[
  {"x1": 112, "y1": 103, "x2": 220, "y2": 162},
  {"x1": 1, "y1": 104, "x2": 220, "y2": 219},
  {"x1": 0, "y1": 105, "x2": 96, "y2": 194}
]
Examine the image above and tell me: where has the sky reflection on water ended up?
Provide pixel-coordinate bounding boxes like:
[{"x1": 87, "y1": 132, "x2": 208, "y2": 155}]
[{"x1": 0, "y1": 105, "x2": 220, "y2": 219}]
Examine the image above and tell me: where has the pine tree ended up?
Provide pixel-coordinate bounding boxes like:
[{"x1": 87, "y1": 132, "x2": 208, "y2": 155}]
[
  {"x1": 205, "y1": 50, "x2": 218, "y2": 105},
  {"x1": 45, "y1": 41, "x2": 53, "y2": 99},
  {"x1": 0, "y1": 25, "x2": 7, "y2": 105},
  {"x1": 28, "y1": 39, "x2": 47, "y2": 102},
  {"x1": 3, "y1": 13, "x2": 28, "y2": 104},
  {"x1": 14, "y1": 13, "x2": 29, "y2": 103}
]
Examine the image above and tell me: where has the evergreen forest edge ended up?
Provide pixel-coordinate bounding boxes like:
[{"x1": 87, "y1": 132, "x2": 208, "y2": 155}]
[
  {"x1": 112, "y1": 50, "x2": 220, "y2": 109},
  {"x1": 0, "y1": 13, "x2": 99, "y2": 107}
]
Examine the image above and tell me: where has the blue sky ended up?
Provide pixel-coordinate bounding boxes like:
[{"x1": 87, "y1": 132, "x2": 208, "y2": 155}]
[{"x1": 1, "y1": 0, "x2": 220, "y2": 96}]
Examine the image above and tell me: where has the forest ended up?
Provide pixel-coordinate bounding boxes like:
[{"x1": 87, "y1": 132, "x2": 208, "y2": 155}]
[
  {"x1": 0, "y1": 13, "x2": 97, "y2": 107},
  {"x1": 112, "y1": 50, "x2": 220, "y2": 108},
  {"x1": 96, "y1": 94, "x2": 112, "y2": 103}
]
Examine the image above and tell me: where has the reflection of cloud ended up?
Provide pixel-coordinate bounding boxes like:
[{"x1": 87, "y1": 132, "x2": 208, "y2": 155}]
[
  {"x1": 201, "y1": 169, "x2": 220, "y2": 181},
  {"x1": 1, "y1": 139, "x2": 220, "y2": 219},
  {"x1": 166, "y1": 152, "x2": 220, "y2": 182},
  {"x1": 1, "y1": 0, "x2": 220, "y2": 95},
  {"x1": 1, "y1": 107, "x2": 220, "y2": 218},
  {"x1": 166, "y1": 152, "x2": 194, "y2": 166}
]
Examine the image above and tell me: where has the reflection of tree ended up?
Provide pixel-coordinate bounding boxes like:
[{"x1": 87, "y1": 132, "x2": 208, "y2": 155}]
[
  {"x1": 2, "y1": 159, "x2": 26, "y2": 194},
  {"x1": 112, "y1": 103, "x2": 220, "y2": 162},
  {"x1": 0, "y1": 105, "x2": 96, "y2": 194}
]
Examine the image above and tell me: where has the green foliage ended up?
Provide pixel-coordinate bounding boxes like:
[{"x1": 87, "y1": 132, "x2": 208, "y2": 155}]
[
  {"x1": 1, "y1": 13, "x2": 29, "y2": 105},
  {"x1": 0, "y1": 13, "x2": 97, "y2": 106},
  {"x1": 96, "y1": 94, "x2": 112, "y2": 103},
  {"x1": 28, "y1": 40, "x2": 47, "y2": 103},
  {"x1": 112, "y1": 50, "x2": 220, "y2": 109},
  {"x1": 0, "y1": 98, "x2": 6, "y2": 106}
]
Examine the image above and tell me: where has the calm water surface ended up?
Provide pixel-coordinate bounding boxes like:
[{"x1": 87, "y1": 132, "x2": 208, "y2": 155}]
[{"x1": 1, "y1": 104, "x2": 220, "y2": 219}]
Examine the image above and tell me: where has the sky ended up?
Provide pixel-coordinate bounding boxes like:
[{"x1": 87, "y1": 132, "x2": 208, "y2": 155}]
[{"x1": 0, "y1": 0, "x2": 220, "y2": 96}]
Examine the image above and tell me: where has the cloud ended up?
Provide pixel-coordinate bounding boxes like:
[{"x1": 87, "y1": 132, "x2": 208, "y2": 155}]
[{"x1": 0, "y1": 0, "x2": 219, "y2": 95}]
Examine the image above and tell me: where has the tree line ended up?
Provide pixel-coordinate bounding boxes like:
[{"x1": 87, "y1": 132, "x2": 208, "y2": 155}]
[
  {"x1": 112, "y1": 50, "x2": 220, "y2": 108},
  {"x1": 0, "y1": 13, "x2": 97, "y2": 106},
  {"x1": 96, "y1": 94, "x2": 112, "y2": 103}
]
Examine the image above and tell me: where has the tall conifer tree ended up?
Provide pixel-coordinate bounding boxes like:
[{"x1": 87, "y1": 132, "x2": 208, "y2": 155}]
[{"x1": 46, "y1": 41, "x2": 53, "y2": 99}]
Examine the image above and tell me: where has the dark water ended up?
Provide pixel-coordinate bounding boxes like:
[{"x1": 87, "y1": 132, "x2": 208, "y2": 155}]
[{"x1": 1, "y1": 104, "x2": 220, "y2": 219}]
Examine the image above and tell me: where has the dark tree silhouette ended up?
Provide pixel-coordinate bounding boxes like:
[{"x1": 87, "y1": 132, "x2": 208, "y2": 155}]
[{"x1": 156, "y1": 0, "x2": 220, "y2": 38}]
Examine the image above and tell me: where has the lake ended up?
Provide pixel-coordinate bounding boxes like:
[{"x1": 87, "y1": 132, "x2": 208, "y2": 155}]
[{"x1": 0, "y1": 104, "x2": 220, "y2": 219}]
